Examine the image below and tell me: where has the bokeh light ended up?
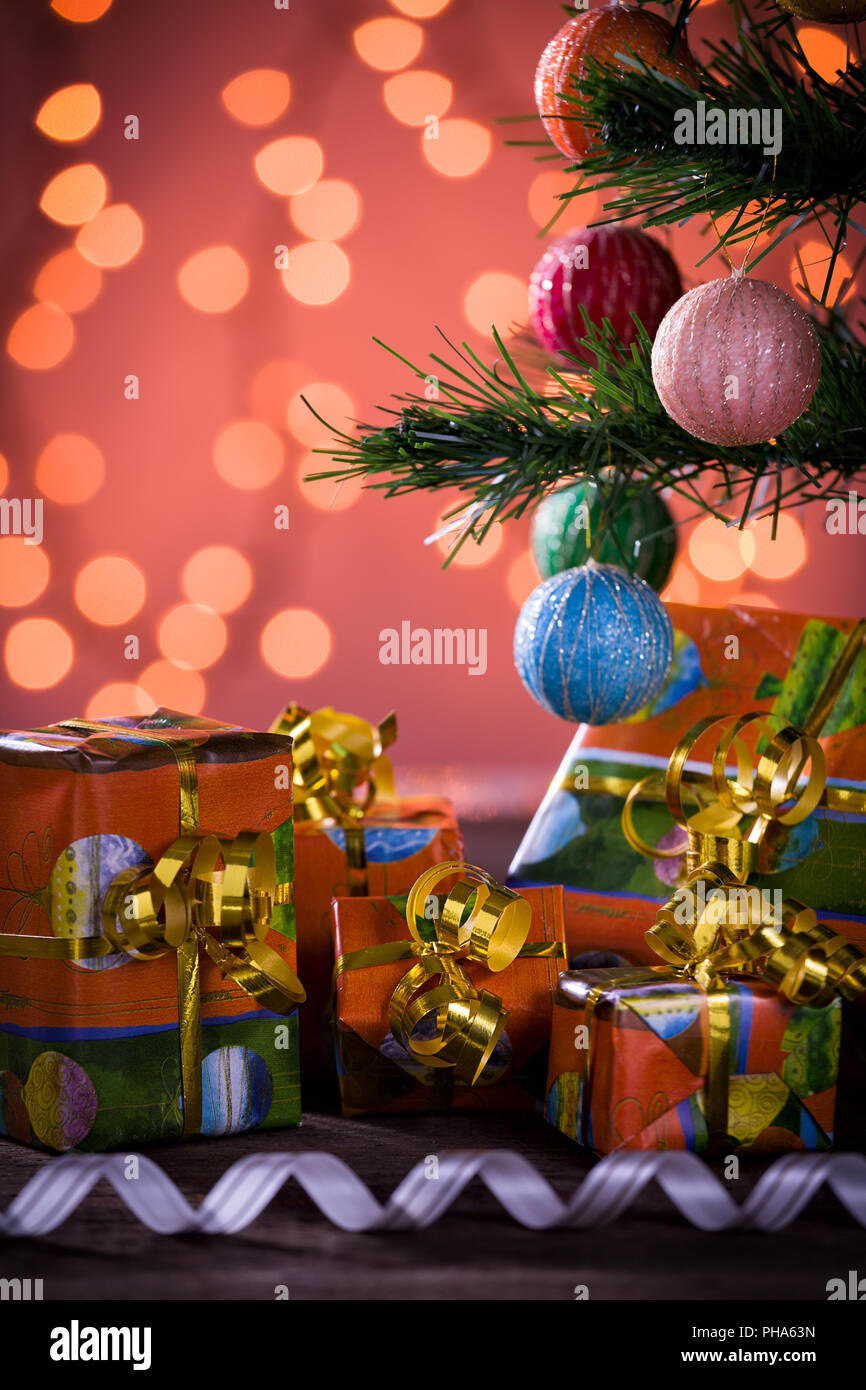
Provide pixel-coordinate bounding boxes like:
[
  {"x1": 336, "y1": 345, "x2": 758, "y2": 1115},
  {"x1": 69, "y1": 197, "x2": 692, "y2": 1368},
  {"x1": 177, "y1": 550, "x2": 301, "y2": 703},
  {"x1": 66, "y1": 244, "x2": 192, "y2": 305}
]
[
  {"x1": 383, "y1": 71, "x2": 452, "y2": 126},
  {"x1": 5, "y1": 618, "x2": 73, "y2": 689},
  {"x1": 254, "y1": 136, "x2": 323, "y2": 196},
  {"x1": 389, "y1": 0, "x2": 451, "y2": 14},
  {"x1": 281, "y1": 241, "x2": 351, "y2": 305},
  {"x1": 178, "y1": 245, "x2": 249, "y2": 312},
  {"x1": 464, "y1": 271, "x2": 527, "y2": 337},
  {"x1": 7, "y1": 303, "x2": 74, "y2": 370},
  {"x1": 34, "y1": 249, "x2": 103, "y2": 313},
  {"x1": 662, "y1": 562, "x2": 701, "y2": 606},
  {"x1": 35, "y1": 84, "x2": 101, "y2": 142},
  {"x1": 248, "y1": 357, "x2": 311, "y2": 429},
  {"x1": 435, "y1": 513, "x2": 503, "y2": 567},
  {"x1": 506, "y1": 550, "x2": 541, "y2": 606},
  {"x1": 0, "y1": 452, "x2": 8, "y2": 493},
  {"x1": 261, "y1": 608, "x2": 331, "y2": 677},
  {"x1": 158, "y1": 604, "x2": 227, "y2": 670},
  {"x1": 76, "y1": 204, "x2": 143, "y2": 267},
  {"x1": 86, "y1": 683, "x2": 150, "y2": 718},
  {"x1": 528, "y1": 171, "x2": 597, "y2": 232},
  {"x1": 213, "y1": 420, "x2": 284, "y2": 489},
  {"x1": 221, "y1": 69, "x2": 290, "y2": 126},
  {"x1": 689, "y1": 517, "x2": 754, "y2": 582},
  {"x1": 290, "y1": 180, "x2": 361, "y2": 241},
  {"x1": 741, "y1": 514, "x2": 807, "y2": 579},
  {"x1": 796, "y1": 27, "x2": 849, "y2": 84},
  {"x1": 286, "y1": 382, "x2": 354, "y2": 447},
  {"x1": 140, "y1": 660, "x2": 206, "y2": 715},
  {"x1": 40, "y1": 163, "x2": 107, "y2": 225},
  {"x1": 297, "y1": 454, "x2": 363, "y2": 511},
  {"x1": 0, "y1": 540, "x2": 50, "y2": 608},
  {"x1": 182, "y1": 545, "x2": 253, "y2": 613},
  {"x1": 422, "y1": 119, "x2": 491, "y2": 177},
  {"x1": 74, "y1": 556, "x2": 146, "y2": 624},
  {"x1": 354, "y1": 18, "x2": 423, "y2": 71},
  {"x1": 51, "y1": 0, "x2": 114, "y2": 19},
  {"x1": 36, "y1": 433, "x2": 105, "y2": 504},
  {"x1": 790, "y1": 238, "x2": 853, "y2": 308}
]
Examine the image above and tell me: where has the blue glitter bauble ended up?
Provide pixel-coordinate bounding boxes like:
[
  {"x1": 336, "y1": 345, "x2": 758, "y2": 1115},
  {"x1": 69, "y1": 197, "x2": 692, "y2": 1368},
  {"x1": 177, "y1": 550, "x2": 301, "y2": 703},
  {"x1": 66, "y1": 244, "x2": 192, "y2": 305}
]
[{"x1": 513, "y1": 561, "x2": 674, "y2": 723}]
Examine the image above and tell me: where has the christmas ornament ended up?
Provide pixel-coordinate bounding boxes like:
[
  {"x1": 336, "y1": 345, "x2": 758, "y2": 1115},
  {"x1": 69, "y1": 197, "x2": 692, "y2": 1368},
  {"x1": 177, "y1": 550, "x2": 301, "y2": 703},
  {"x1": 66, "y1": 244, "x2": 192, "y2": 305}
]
[
  {"x1": 513, "y1": 561, "x2": 673, "y2": 724},
  {"x1": 529, "y1": 225, "x2": 683, "y2": 362},
  {"x1": 776, "y1": 0, "x2": 866, "y2": 21},
  {"x1": 530, "y1": 479, "x2": 677, "y2": 591},
  {"x1": 535, "y1": 5, "x2": 700, "y2": 161},
  {"x1": 651, "y1": 275, "x2": 821, "y2": 447}
]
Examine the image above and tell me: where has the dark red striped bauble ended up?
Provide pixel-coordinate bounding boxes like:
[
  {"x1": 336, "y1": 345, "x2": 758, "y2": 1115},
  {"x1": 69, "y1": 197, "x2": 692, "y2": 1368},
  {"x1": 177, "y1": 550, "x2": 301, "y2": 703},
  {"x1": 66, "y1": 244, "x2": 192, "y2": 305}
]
[{"x1": 529, "y1": 224, "x2": 683, "y2": 362}]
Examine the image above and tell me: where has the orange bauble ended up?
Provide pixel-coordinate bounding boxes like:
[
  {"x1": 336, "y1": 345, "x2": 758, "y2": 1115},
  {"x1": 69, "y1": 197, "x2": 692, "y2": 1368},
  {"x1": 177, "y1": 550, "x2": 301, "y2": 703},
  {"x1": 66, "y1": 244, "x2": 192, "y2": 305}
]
[{"x1": 535, "y1": 5, "x2": 700, "y2": 160}]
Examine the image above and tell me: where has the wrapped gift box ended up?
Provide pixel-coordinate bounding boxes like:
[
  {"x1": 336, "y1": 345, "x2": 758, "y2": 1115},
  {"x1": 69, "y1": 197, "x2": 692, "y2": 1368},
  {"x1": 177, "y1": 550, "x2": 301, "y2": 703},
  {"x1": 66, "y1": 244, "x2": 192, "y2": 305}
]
[
  {"x1": 331, "y1": 884, "x2": 565, "y2": 1116},
  {"x1": 0, "y1": 711, "x2": 301, "y2": 1152}
]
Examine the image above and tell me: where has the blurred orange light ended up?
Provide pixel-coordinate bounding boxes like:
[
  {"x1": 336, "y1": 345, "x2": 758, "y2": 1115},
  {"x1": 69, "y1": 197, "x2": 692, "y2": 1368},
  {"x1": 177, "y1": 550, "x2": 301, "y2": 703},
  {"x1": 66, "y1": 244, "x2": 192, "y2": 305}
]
[
  {"x1": 221, "y1": 69, "x2": 290, "y2": 126},
  {"x1": 790, "y1": 238, "x2": 853, "y2": 309},
  {"x1": 506, "y1": 550, "x2": 541, "y2": 606},
  {"x1": 0, "y1": 452, "x2": 8, "y2": 493},
  {"x1": 297, "y1": 455, "x2": 363, "y2": 511},
  {"x1": 254, "y1": 136, "x2": 323, "y2": 196},
  {"x1": 86, "y1": 682, "x2": 150, "y2": 718},
  {"x1": 662, "y1": 562, "x2": 700, "y2": 606},
  {"x1": 51, "y1": 0, "x2": 113, "y2": 19},
  {"x1": 34, "y1": 248, "x2": 102, "y2": 313},
  {"x1": 159, "y1": 604, "x2": 226, "y2": 670},
  {"x1": 6, "y1": 617, "x2": 73, "y2": 689},
  {"x1": 464, "y1": 272, "x2": 527, "y2": 337},
  {"x1": 213, "y1": 420, "x2": 284, "y2": 490},
  {"x1": 736, "y1": 591, "x2": 779, "y2": 610},
  {"x1": 36, "y1": 84, "x2": 101, "y2": 142},
  {"x1": 290, "y1": 180, "x2": 361, "y2": 241},
  {"x1": 140, "y1": 661, "x2": 206, "y2": 715},
  {"x1": 742, "y1": 514, "x2": 807, "y2": 579},
  {"x1": 248, "y1": 358, "x2": 311, "y2": 429},
  {"x1": 40, "y1": 163, "x2": 107, "y2": 225},
  {"x1": 383, "y1": 71, "x2": 452, "y2": 126},
  {"x1": 7, "y1": 303, "x2": 74, "y2": 370},
  {"x1": 36, "y1": 433, "x2": 105, "y2": 504},
  {"x1": 0, "y1": 539, "x2": 50, "y2": 608},
  {"x1": 354, "y1": 18, "x2": 423, "y2": 71},
  {"x1": 178, "y1": 245, "x2": 248, "y2": 313},
  {"x1": 435, "y1": 513, "x2": 503, "y2": 567},
  {"x1": 528, "y1": 170, "x2": 597, "y2": 231},
  {"x1": 281, "y1": 241, "x2": 350, "y2": 305},
  {"x1": 261, "y1": 608, "x2": 331, "y2": 678},
  {"x1": 76, "y1": 203, "x2": 143, "y2": 268},
  {"x1": 286, "y1": 383, "x2": 354, "y2": 447},
  {"x1": 389, "y1": 0, "x2": 451, "y2": 15},
  {"x1": 182, "y1": 545, "x2": 253, "y2": 614},
  {"x1": 422, "y1": 118, "x2": 491, "y2": 177},
  {"x1": 689, "y1": 517, "x2": 753, "y2": 582},
  {"x1": 74, "y1": 556, "x2": 146, "y2": 625},
  {"x1": 796, "y1": 26, "x2": 849, "y2": 84}
]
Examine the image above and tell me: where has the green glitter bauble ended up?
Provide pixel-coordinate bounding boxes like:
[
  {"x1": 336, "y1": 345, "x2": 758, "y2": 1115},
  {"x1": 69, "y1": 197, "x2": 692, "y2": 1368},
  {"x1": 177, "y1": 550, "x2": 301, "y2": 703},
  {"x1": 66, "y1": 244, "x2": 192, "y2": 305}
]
[{"x1": 530, "y1": 481, "x2": 677, "y2": 592}]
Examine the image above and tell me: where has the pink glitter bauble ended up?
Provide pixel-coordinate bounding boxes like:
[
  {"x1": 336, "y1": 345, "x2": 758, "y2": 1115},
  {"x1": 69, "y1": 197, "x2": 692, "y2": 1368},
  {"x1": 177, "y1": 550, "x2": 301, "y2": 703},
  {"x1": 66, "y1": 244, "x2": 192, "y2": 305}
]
[
  {"x1": 529, "y1": 225, "x2": 683, "y2": 363},
  {"x1": 650, "y1": 276, "x2": 821, "y2": 446}
]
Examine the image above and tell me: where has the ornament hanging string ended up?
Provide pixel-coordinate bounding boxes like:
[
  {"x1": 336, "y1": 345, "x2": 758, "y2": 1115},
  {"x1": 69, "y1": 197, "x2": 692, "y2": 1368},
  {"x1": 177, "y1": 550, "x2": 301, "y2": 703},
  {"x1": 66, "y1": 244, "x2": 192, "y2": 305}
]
[{"x1": 703, "y1": 155, "x2": 778, "y2": 278}]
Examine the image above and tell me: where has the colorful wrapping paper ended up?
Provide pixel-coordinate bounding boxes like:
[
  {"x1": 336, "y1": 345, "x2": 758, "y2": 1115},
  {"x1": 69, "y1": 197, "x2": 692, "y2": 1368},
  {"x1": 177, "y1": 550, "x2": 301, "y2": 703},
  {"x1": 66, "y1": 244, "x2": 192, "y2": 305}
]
[
  {"x1": 331, "y1": 885, "x2": 565, "y2": 1115},
  {"x1": 545, "y1": 966, "x2": 866, "y2": 1155},
  {"x1": 0, "y1": 710, "x2": 300, "y2": 1152},
  {"x1": 509, "y1": 604, "x2": 866, "y2": 958}
]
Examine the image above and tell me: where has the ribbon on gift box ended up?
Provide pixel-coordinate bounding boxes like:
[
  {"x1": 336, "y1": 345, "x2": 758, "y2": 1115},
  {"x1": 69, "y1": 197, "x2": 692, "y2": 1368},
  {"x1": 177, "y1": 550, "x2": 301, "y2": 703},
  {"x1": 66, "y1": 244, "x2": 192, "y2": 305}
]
[
  {"x1": 0, "y1": 717, "x2": 304, "y2": 1140},
  {"x1": 271, "y1": 703, "x2": 398, "y2": 895},
  {"x1": 333, "y1": 861, "x2": 566, "y2": 1086}
]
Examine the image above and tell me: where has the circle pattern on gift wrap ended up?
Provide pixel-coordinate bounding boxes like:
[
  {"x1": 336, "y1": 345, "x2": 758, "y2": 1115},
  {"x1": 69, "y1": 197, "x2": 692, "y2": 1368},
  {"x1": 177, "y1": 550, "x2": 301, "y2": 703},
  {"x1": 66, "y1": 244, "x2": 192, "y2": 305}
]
[
  {"x1": 0, "y1": 1070, "x2": 30, "y2": 1142},
  {"x1": 50, "y1": 834, "x2": 151, "y2": 970},
  {"x1": 24, "y1": 1052, "x2": 98, "y2": 1151},
  {"x1": 200, "y1": 1046, "x2": 273, "y2": 1136}
]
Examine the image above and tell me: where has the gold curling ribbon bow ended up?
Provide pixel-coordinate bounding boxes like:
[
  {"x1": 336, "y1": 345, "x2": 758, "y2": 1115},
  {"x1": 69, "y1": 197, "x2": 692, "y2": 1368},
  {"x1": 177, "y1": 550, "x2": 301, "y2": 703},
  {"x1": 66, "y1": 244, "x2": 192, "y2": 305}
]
[
  {"x1": 334, "y1": 862, "x2": 563, "y2": 1086},
  {"x1": 271, "y1": 703, "x2": 397, "y2": 895}
]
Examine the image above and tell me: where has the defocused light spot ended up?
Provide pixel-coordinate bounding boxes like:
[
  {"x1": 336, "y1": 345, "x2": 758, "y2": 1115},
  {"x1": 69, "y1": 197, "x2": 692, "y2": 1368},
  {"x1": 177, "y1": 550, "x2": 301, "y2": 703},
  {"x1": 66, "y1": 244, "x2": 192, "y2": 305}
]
[
  {"x1": 213, "y1": 420, "x2": 283, "y2": 489},
  {"x1": 140, "y1": 660, "x2": 206, "y2": 714},
  {"x1": 221, "y1": 69, "x2": 290, "y2": 126},
  {"x1": 689, "y1": 517, "x2": 753, "y2": 582},
  {"x1": 662, "y1": 562, "x2": 700, "y2": 605},
  {"x1": 7, "y1": 303, "x2": 74, "y2": 370},
  {"x1": 182, "y1": 545, "x2": 252, "y2": 613},
  {"x1": 6, "y1": 618, "x2": 72, "y2": 689},
  {"x1": 178, "y1": 245, "x2": 248, "y2": 312},
  {"x1": 36, "y1": 433, "x2": 105, "y2": 504},
  {"x1": 86, "y1": 682, "x2": 150, "y2": 718},
  {"x1": 76, "y1": 203, "x2": 143, "y2": 268},
  {"x1": 281, "y1": 242, "x2": 350, "y2": 305},
  {"x1": 36, "y1": 84, "x2": 101, "y2": 142},
  {"x1": 796, "y1": 26, "x2": 848, "y2": 84},
  {"x1": 742, "y1": 514, "x2": 807, "y2": 579},
  {"x1": 736, "y1": 591, "x2": 779, "y2": 610},
  {"x1": 297, "y1": 455, "x2": 363, "y2": 511},
  {"x1": 354, "y1": 18, "x2": 423, "y2": 71},
  {"x1": 261, "y1": 608, "x2": 331, "y2": 677},
  {"x1": 0, "y1": 452, "x2": 8, "y2": 493},
  {"x1": 290, "y1": 180, "x2": 361, "y2": 241},
  {"x1": 51, "y1": 0, "x2": 113, "y2": 19},
  {"x1": 34, "y1": 248, "x2": 102, "y2": 313},
  {"x1": 159, "y1": 604, "x2": 226, "y2": 670},
  {"x1": 286, "y1": 383, "x2": 354, "y2": 447},
  {"x1": 389, "y1": 0, "x2": 451, "y2": 15},
  {"x1": 528, "y1": 171, "x2": 597, "y2": 231},
  {"x1": 254, "y1": 136, "x2": 323, "y2": 196},
  {"x1": 248, "y1": 357, "x2": 311, "y2": 429},
  {"x1": 40, "y1": 163, "x2": 106, "y2": 225},
  {"x1": 422, "y1": 119, "x2": 491, "y2": 177},
  {"x1": 383, "y1": 70, "x2": 452, "y2": 126},
  {"x1": 506, "y1": 549, "x2": 540, "y2": 606},
  {"x1": 790, "y1": 238, "x2": 853, "y2": 308},
  {"x1": 435, "y1": 513, "x2": 503, "y2": 567},
  {"x1": 0, "y1": 539, "x2": 50, "y2": 607},
  {"x1": 74, "y1": 555, "x2": 146, "y2": 624},
  {"x1": 464, "y1": 272, "x2": 527, "y2": 337}
]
